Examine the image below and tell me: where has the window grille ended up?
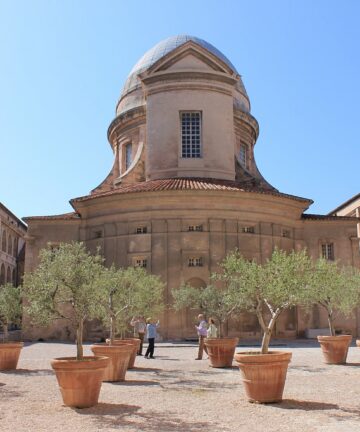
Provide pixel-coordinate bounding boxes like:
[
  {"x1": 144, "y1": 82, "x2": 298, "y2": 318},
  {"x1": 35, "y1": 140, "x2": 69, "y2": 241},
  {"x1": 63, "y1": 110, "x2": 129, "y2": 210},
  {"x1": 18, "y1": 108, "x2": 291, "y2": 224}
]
[
  {"x1": 282, "y1": 229, "x2": 291, "y2": 238},
  {"x1": 239, "y1": 144, "x2": 248, "y2": 167},
  {"x1": 135, "y1": 259, "x2": 147, "y2": 268},
  {"x1": 242, "y1": 226, "x2": 255, "y2": 234},
  {"x1": 125, "y1": 143, "x2": 132, "y2": 170},
  {"x1": 188, "y1": 225, "x2": 203, "y2": 232},
  {"x1": 188, "y1": 257, "x2": 203, "y2": 267},
  {"x1": 321, "y1": 243, "x2": 334, "y2": 261},
  {"x1": 136, "y1": 227, "x2": 147, "y2": 234},
  {"x1": 181, "y1": 112, "x2": 201, "y2": 158},
  {"x1": 93, "y1": 231, "x2": 102, "y2": 239}
]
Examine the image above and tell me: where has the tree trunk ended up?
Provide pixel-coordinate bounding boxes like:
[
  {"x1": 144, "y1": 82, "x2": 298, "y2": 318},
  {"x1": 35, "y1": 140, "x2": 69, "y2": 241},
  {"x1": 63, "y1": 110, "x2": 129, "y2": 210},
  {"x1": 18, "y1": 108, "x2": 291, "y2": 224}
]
[
  {"x1": 109, "y1": 315, "x2": 116, "y2": 345},
  {"x1": 327, "y1": 312, "x2": 336, "y2": 337},
  {"x1": 76, "y1": 320, "x2": 84, "y2": 360},
  {"x1": 3, "y1": 323, "x2": 8, "y2": 343},
  {"x1": 260, "y1": 313, "x2": 280, "y2": 354}
]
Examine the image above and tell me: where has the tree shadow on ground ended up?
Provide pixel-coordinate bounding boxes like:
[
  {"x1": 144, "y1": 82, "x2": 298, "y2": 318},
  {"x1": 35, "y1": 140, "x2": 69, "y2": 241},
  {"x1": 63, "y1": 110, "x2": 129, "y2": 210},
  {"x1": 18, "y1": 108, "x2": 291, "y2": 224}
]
[
  {"x1": 289, "y1": 365, "x2": 327, "y2": 373},
  {"x1": 1, "y1": 368, "x2": 53, "y2": 376},
  {"x1": 109, "y1": 380, "x2": 160, "y2": 387},
  {"x1": 0, "y1": 383, "x2": 25, "y2": 398},
  {"x1": 76, "y1": 402, "x2": 217, "y2": 431},
  {"x1": 272, "y1": 399, "x2": 360, "y2": 422},
  {"x1": 343, "y1": 362, "x2": 360, "y2": 367},
  {"x1": 129, "y1": 367, "x2": 162, "y2": 372},
  {"x1": 163, "y1": 378, "x2": 234, "y2": 390},
  {"x1": 272, "y1": 399, "x2": 338, "y2": 411}
]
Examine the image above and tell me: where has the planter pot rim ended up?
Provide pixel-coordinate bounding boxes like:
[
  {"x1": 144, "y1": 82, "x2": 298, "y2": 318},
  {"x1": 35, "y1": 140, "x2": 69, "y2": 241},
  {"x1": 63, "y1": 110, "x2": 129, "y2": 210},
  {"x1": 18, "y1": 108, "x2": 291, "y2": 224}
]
[
  {"x1": 205, "y1": 337, "x2": 239, "y2": 346},
  {"x1": 51, "y1": 356, "x2": 109, "y2": 370},
  {"x1": 91, "y1": 343, "x2": 133, "y2": 352},
  {"x1": 317, "y1": 335, "x2": 352, "y2": 342},
  {"x1": 235, "y1": 351, "x2": 292, "y2": 364},
  {"x1": 0, "y1": 342, "x2": 24, "y2": 348}
]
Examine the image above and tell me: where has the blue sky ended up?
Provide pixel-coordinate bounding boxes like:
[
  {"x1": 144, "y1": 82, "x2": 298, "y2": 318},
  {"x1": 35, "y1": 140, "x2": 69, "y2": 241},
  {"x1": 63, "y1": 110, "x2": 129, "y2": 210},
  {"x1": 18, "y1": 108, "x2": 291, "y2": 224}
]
[{"x1": 1, "y1": 0, "x2": 359, "y2": 219}]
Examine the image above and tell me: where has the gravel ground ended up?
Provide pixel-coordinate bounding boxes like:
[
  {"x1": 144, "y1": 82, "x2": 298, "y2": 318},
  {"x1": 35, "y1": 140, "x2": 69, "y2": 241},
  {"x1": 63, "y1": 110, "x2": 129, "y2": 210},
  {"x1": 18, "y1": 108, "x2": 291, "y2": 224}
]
[{"x1": 1, "y1": 340, "x2": 360, "y2": 432}]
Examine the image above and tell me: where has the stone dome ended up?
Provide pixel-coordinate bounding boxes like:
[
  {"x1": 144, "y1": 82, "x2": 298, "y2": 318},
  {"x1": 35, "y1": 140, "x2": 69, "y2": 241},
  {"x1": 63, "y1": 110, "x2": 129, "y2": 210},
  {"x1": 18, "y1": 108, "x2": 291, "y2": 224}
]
[{"x1": 116, "y1": 35, "x2": 249, "y2": 116}]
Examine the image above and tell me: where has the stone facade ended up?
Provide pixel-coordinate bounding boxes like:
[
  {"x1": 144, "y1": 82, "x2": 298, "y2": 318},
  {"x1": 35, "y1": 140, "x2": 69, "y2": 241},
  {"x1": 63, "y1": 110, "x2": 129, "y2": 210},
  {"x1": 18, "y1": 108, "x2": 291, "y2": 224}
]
[
  {"x1": 23, "y1": 35, "x2": 360, "y2": 341},
  {"x1": 0, "y1": 202, "x2": 27, "y2": 287}
]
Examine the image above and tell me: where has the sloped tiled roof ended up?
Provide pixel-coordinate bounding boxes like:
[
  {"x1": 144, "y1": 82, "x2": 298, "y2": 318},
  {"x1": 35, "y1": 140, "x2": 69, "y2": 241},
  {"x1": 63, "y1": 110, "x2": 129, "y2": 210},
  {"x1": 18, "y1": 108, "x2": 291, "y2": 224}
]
[
  {"x1": 302, "y1": 213, "x2": 359, "y2": 221},
  {"x1": 23, "y1": 212, "x2": 80, "y2": 222},
  {"x1": 70, "y1": 178, "x2": 312, "y2": 205},
  {"x1": 328, "y1": 193, "x2": 360, "y2": 215}
]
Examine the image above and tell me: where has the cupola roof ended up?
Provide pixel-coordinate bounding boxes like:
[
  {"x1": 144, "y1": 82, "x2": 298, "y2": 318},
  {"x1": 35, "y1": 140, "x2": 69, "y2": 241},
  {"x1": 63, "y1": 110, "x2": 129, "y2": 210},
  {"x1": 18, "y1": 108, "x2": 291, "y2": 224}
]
[{"x1": 119, "y1": 35, "x2": 242, "y2": 101}]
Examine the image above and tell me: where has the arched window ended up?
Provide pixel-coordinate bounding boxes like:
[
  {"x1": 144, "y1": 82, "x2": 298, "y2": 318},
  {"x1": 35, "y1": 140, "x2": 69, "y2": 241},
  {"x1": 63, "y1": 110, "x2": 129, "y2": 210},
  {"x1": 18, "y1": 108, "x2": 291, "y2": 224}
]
[
  {"x1": 8, "y1": 234, "x2": 12, "y2": 255},
  {"x1": 12, "y1": 268, "x2": 16, "y2": 286},
  {"x1": 239, "y1": 144, "x2": 248, "y2": 168},
  {"x1": 6, "y1": 266, "x2": 11, "y2": 283},
  {"x1": 125, "y1": 142, "x2": 132, "y2": 170},
  {"x1": 0, "y1": 264, "x2": 5, "y2": 285},
  {"x1": 1, "y1": 230, "x2": 6, "y2": 252}
]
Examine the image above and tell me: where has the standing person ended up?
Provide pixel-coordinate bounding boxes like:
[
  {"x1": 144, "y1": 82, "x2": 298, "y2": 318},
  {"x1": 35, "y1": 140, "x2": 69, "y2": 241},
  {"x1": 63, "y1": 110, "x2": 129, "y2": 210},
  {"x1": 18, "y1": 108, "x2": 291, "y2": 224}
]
[
  {"x1": 207, "y1": 317, "x2": 218, "y2": 339},
  {"x1": 130, "y1": 316, "x2": 147, "y2": 355},
  {"x1": 144, "y1": 318, "x2": 160, "y2": 359},
  {"x1": 195, "y1": 314, "x2": 208, "y2": 360}
]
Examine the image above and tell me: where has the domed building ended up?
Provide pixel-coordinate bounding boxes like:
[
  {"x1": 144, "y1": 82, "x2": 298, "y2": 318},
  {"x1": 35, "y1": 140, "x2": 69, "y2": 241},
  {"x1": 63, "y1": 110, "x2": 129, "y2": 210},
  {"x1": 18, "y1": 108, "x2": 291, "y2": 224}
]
[{"x1": 24, "y1": 35, "x2": 360, "y2": 340}]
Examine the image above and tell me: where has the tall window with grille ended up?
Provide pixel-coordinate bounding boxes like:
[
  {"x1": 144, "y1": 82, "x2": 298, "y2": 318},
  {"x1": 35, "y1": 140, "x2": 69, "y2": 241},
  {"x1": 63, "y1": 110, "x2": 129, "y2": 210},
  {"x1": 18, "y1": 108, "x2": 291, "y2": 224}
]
[
  {"x1": 239, "y1": 144, "x2": 248, "y2": 167},
  {"x1": 125, "y1": 143, "x2": 132, "y2": 170},
  {"x1": 181, "y1": 112, "x2": 201, "y2": 158},
  {"x1": 321, "y1": 243, "x2": 334, "y2": 261}
]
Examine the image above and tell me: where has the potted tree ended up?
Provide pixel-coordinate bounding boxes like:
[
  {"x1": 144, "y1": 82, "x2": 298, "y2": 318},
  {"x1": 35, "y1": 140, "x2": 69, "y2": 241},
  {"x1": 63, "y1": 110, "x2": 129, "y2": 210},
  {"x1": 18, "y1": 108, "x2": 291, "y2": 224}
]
[
  {"x1": 92, "y1": 265, "x2": 163, "y2": 379},
  {"x1": 0, "y1": 282, "x2": 23, "y2": 370},
  {"x1": 311, "y1": 258, "x2": 359, "y2": 364},
  {"x1": 23, "y1": 242, "x2": 109, "y2": 408},
  {"x1": 217, "y1": 248, "x2": 313, "y2": 403},
  {"x1": 172, "y1": 283, "x2": 238, "y2": 367}
]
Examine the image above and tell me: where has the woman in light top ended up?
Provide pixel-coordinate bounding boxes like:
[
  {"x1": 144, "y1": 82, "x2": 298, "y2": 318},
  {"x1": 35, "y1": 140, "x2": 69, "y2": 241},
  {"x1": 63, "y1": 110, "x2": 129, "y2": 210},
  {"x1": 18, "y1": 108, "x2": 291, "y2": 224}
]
[{"x1": 207, "y1": 317, "x2": 218, "y2": 339}]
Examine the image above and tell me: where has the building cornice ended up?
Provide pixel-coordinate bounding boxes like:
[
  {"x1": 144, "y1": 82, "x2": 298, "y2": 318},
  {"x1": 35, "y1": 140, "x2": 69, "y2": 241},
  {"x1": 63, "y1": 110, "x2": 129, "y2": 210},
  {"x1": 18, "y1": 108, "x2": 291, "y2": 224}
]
[
  {"x1": 70, "y1": 178, "x2": 312, "y2": 208},
  {"x1": 107, "y1": 106, "x2": 146, "y2": 144}
]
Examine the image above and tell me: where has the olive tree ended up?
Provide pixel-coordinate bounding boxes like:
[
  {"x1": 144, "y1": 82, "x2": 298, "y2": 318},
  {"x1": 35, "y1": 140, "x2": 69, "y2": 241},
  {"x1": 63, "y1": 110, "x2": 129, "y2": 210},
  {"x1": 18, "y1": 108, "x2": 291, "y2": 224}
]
[
  {"x1": 309, "y1": 258, "x2": 360, "y2": 336},
  {"x1": 172, "y1": 283, "x2": 234, "y2": 337},
  {"x1": 0, "y1": 283, "x2": 22, "y2": 342},
  {"x1": 98, "y1": 265, "x2": 164, "y2": 343},
  {"x1": 217, "y1": 248, "x2": 313, "y2": 354},
  {"x1": 23, "y1": 242, "x2": 104, "y2": 360}
]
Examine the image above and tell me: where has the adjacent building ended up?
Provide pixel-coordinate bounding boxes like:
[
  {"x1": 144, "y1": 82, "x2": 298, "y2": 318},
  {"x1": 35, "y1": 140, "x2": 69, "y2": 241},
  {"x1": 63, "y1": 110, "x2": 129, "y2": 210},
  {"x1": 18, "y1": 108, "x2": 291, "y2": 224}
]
[
  {"x1": 0, "y1": 202, "x2": 27, "y2": 287},
  {"x1": 23, "y1": 35, "x2": 360, "y2": 340}
]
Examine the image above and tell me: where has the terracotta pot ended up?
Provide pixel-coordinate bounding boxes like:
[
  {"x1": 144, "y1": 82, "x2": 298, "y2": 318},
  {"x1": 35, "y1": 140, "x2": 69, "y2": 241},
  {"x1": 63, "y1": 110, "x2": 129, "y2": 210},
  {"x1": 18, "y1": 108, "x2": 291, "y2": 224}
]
[
  {"x1": 317, "y1": 335, "x2": 352, "y2": 364},
  {"x1": 234, "y1": 351, "x2": 292, "y2": 403},
  {"x1": 51, "y1": 356, "x2": 109, "y2": 408},
  {"x1": 0, "y1": 342, "x2": 24, "y2": 370},
  {"x1": 91, "y1": 343, "x2": 133, "y2": 382},
  {"x1": 205, "y1": 337, "x2": 239, "y2": 368},
  {"x1": 106, "y1": 338, "x2": 140, "y2": 369}
]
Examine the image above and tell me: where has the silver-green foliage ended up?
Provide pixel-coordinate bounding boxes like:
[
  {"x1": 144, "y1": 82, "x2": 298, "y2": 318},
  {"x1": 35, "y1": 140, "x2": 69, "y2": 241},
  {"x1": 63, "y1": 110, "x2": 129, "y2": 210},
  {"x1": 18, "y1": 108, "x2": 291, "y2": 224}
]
[
  {"x1": 309, "y1": 258, "x2": 360, "y2": 336},
  {"x1": 172, "y1": 283, "x2": 234, "y2": 337},
  {"x1": 0, "y1": 283, "x2": 22, "y2": 342},
  {"x1": 216, "y1": 248, "x2": 313, "y2": 354},
  {"x1": 97, "y1": 265, "x2": 164, "y2": 342},
  {"x1": 23, "y1": 242, "x2": 104, "y2": 359}
]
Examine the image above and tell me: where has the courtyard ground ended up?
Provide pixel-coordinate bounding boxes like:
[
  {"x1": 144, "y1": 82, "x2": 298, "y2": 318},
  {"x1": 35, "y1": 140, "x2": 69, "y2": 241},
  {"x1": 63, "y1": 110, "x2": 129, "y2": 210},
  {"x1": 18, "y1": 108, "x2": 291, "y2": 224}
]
[{"x1": 0, "y1": 340, "x2": 360, "y2": 431}]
